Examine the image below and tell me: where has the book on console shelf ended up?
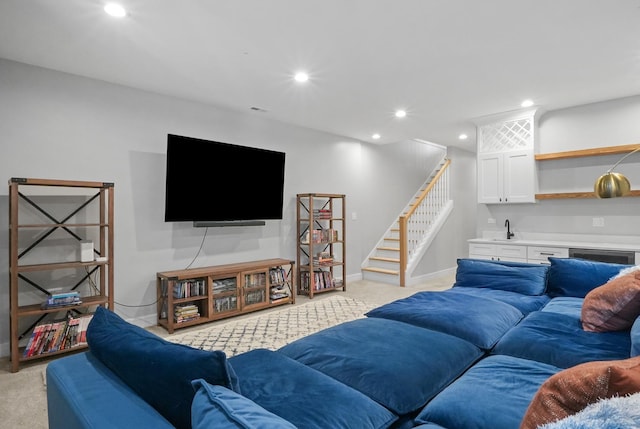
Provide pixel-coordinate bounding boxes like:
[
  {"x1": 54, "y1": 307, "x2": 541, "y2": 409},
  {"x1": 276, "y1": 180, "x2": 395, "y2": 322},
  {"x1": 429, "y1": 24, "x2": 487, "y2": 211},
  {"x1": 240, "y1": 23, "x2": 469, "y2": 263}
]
[
  {"x1": 173, "y1": 279, "x2": 206, "y2": 299},
  {"x1": 174, "y1": 303, "x2": 200, "y2": 323},
  {"x1": 269, "y1": 266, "x2": 288, "y2": 285},
  {"x1": 269, "y1": 285, "x2": 289, "y2": 301}
]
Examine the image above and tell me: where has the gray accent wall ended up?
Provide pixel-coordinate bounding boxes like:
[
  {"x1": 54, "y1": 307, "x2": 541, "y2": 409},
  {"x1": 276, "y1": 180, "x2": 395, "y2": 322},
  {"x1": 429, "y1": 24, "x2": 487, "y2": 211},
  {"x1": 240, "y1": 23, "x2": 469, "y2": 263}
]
[{"x1": 0, "y1": 58, "x2": 461, "y2": 355}]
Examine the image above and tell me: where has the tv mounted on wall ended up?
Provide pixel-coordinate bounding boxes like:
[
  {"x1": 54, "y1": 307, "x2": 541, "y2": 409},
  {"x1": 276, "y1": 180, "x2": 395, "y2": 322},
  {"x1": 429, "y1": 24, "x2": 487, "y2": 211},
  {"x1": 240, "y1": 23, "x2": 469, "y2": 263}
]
[{"x1": 164, "y1": 134, "x2": 286, "y2": 227}]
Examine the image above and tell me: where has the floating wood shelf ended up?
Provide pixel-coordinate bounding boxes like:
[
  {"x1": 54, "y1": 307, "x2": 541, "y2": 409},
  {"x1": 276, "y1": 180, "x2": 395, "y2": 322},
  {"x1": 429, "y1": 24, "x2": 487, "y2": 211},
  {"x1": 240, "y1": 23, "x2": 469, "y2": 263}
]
[
  {"x1": 536, "y1": 190, "x2": 640, "y2": 200},
  {"x1": 535, "y1": 144, "x2": 640, "y2": 199},
  {"x1": 535, "y1": 143, "x2": 640, "y2": 161}
]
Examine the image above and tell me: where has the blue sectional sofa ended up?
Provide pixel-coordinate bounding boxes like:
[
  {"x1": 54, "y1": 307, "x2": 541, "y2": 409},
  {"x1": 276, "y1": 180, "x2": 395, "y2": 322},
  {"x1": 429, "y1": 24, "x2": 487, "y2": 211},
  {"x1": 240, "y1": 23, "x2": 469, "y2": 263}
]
[{"x1": 46, "y1": 257, "x2": 640, "y2": 429}]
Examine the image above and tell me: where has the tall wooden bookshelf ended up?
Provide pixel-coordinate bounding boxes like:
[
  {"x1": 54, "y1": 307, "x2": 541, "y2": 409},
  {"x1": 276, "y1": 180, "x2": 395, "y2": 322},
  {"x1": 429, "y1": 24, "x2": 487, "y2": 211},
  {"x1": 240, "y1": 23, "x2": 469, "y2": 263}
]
[
  {"x1": 296, "y1": 193, "x2": 346, "y2": 298},
  {"x1": 8, "y1": 178, "x2": 114, "y2": 372}
]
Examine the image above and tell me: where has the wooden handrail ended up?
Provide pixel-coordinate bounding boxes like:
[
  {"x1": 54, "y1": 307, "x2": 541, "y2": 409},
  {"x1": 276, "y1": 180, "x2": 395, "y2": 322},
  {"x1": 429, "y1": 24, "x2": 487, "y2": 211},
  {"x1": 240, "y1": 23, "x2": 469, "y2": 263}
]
[{"x1": 404, "y1": 159, "x2": 451, "y2": 218}]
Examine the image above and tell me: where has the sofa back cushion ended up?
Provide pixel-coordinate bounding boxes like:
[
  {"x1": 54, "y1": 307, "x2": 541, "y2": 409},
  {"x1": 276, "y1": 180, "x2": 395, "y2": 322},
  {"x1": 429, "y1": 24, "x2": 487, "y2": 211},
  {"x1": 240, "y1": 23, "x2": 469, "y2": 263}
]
[
  {"x1": 546, "y1": 257, "x2": 630, "y2": 298},
  {"x1": 453, "y1": 258, "x2": 549, "y2": 296},
  {"x1": 87, "y1": 307, "x2": 240, "y2": 429}
]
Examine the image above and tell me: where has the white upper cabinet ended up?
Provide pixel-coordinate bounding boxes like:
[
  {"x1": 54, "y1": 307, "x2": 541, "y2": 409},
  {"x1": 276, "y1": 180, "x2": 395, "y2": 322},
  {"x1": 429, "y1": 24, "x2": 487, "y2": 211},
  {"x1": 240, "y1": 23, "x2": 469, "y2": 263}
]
[{"x1": 475, "y1": 108, "x2": 541, "y2": 204}]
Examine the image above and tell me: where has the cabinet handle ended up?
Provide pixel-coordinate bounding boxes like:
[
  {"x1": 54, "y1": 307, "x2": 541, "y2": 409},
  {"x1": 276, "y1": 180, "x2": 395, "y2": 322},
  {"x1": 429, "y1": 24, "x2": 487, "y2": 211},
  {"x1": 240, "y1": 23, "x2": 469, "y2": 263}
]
[{"x1": 540, "y1": 252, "x2": 554, "y2": 256}]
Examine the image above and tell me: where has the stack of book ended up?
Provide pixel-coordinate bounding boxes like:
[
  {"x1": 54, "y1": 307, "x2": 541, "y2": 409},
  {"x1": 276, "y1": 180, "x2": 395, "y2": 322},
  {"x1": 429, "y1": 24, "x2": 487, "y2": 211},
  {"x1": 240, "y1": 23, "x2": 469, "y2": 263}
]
[
  {"x1": 313, "y1": 251, "x2": 333, "y2": 265},
  {"x1": 174, "y1": 304, "x2": 200, "y2": 323},
  {"x1": 313, "y1": 208, "x2": 332, "y2": 219},
  {"x1": 23, "y1": 313, "x2": 93, "y2": 358},
  {"x1": 41, "y1": 291, "x2": 82, "y2": 309},
  {"x1": 270, "y1": 285, "x2": 289, "y2": 301}
]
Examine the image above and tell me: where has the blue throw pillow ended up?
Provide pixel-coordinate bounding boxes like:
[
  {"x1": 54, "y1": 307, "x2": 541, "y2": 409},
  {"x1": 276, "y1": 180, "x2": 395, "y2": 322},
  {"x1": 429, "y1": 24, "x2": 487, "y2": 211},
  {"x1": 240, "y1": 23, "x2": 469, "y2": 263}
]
[
  {"x1": 87, "y1": 307, "x2": 240, "y2": 429},
  {"x1": 631, "y1": 316, "x2": 640, "y2": 357},
  {"x1": 453, "y1": 258, "x2": 549, "y2": 295},
  {"x1": 546, "y1": 257, "x2": 631, "y2": 298},
  {"x1": 191, "y1": 379, "x2": 296, "y2": 429}
]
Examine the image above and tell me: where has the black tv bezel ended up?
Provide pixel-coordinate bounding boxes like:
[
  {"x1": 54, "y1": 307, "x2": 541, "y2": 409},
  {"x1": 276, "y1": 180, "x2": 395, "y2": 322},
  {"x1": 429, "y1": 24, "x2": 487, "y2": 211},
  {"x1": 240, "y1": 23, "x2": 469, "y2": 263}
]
[{"x1": 164, "y1": 134, "x2": 286, "y2": 226}]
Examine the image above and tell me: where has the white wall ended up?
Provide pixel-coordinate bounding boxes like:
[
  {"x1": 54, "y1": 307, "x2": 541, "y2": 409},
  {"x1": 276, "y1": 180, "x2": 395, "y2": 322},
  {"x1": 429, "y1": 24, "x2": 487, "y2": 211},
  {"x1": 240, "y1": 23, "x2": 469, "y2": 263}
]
[
  {"x1": 0, "y1": 59, "x2": 465, "y2": 355},
  {"x1": 476, "y1": 95, "x2": 640, "y2": 239}
]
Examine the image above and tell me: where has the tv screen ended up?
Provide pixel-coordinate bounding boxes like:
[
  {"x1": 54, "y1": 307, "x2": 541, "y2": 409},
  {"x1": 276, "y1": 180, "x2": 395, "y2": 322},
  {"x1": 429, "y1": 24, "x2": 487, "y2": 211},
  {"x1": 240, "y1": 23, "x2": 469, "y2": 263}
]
[{"x1": 164, "y1": 134, "x2": 286, "y2": 225}]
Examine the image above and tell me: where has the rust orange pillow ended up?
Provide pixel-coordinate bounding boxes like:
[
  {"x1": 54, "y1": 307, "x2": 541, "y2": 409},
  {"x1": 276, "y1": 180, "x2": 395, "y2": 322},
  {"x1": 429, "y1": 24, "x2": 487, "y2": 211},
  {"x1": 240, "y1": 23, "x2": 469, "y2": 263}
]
[
  {"x1": 581, "y1": 270, "x2": 640, "y2": 332},
  {"x1": 520, "y1": 356, "x2": 640, "y2": 429}
]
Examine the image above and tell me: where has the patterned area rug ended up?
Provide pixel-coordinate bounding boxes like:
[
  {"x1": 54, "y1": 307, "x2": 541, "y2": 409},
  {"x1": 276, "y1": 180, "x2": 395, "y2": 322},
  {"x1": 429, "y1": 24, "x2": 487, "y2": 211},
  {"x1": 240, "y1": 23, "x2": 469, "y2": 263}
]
[{"x1": 167, "y1": 295, "x2": 376, "y2": 356}]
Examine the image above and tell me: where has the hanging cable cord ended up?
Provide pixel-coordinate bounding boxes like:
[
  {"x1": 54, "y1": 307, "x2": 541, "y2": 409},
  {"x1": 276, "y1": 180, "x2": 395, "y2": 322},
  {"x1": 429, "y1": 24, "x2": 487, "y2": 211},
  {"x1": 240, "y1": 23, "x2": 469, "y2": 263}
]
[
  {"x1": 104, "y1": 227, "x2": 210, "y2": 308},
  {"x1": 184, "y1": 226, "x2": 208, "y2": 270}
]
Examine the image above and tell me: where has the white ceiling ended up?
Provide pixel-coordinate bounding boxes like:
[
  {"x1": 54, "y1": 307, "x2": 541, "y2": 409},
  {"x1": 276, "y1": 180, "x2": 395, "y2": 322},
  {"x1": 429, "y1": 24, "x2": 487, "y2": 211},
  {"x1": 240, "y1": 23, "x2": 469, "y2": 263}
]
[{"x1": 1, "y1": 0, "x2": 639, "y2": 151}]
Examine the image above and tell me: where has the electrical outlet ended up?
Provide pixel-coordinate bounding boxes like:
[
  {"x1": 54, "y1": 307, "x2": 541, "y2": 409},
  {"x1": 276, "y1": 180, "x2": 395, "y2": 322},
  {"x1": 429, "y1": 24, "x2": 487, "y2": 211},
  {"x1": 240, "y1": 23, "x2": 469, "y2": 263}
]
[
  {"x1": 351, "y1": 212, "x2": 357, "y2": 221},
  {"x1": 592, "y1": 217, "x2": 605, "y2": 227},
  {"x1": 488, "y1": 218, "x2": 496, "y2": 224}
]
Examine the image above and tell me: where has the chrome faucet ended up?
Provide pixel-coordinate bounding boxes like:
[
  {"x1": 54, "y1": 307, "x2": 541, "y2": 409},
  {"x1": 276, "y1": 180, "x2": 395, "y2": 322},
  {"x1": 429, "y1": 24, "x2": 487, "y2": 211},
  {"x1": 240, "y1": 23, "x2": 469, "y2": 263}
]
[{"x1": 505, "y1": 219, "x2": 515, "y2": 240}]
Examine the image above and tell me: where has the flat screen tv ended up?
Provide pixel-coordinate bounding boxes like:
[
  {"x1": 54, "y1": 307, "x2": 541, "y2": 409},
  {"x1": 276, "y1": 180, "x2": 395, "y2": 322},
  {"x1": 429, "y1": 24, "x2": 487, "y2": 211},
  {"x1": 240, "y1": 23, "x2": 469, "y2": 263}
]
[{"x1": 164, "y1": 134, "x2": 286, "y2": 226}]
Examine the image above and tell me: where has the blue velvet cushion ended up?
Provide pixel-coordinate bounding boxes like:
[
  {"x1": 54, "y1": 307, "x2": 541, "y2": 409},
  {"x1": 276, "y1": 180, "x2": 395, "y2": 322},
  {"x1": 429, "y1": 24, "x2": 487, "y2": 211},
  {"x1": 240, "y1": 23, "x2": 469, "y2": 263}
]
[
  {"x1": 86, "y1": 307, "x2": 240, "y2": 429},
  {"x1": 541, "y1": 297, "x2": 584, "y2": 317},
  {"x1": 229, "y1": 348, "x2": 397, "y2": 429},
  {"x1": 446, "y1": 286, "x2": 550, "y2": 315},
  {"x1": 190, "y1": 379, "x2": 296, "y2": 429},
  {"x1": 546, "y1": 257, "x2": 631, "y2": 298},
  {"x1": 492, "y1": 311, "x2": 631, "y2": 369},
  {"x1": 278, "y1": 317, "x2": 483, "y2": 415},
  {"x1": 416, "y1": 355, "x2": 561, "y2": 429},
  {"x1": 366, "y1": 289, "x2": 523, "y2": 349},
  {"x1": 631, "y1": 316, "x2": 640, "y2": 357},
  {"x1": 453, "y1": 258, "x2": 549, "y2": 295}
]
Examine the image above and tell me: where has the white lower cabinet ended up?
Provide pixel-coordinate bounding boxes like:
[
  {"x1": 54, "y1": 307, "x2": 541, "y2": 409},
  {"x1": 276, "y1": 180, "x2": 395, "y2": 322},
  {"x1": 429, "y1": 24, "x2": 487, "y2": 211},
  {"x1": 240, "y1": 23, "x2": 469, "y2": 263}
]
[
  {"x1": 469, "y1": 243, "x2": 569, "y2": 264},
  {"x1": 527, "y1": 246, "x2": 569, "y2": 264},
  {"x1": 468, "y1": 243, "x2": 528, "y2": 263}
]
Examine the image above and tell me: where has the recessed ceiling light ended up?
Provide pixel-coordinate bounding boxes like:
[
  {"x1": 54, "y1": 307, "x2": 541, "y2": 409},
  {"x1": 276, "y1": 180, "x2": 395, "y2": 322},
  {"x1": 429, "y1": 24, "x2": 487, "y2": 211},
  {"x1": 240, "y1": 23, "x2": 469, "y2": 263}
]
[
  {"x1": 458, "y1": 134, "x2": 468, "y2": 140},
  {"x1": 294, "y1": 72, "x2": 309, "y2": 83},
  {"x1": 104, "y1": 3, "x2": 126, "y2": 17},
  {"x1": 395, "y1": 110, "x2": 407, "y2": 118},
  {"x1": 372, "y1": 133, "x2": 381, "y2": 140},
  {"x1": 521, "y1": 99, "x2": 534, "y2": 107}
]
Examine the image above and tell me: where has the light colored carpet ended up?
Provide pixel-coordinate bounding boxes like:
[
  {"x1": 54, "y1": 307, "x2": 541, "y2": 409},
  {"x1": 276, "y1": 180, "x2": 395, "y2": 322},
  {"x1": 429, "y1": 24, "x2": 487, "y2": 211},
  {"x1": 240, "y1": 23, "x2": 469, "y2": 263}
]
[{"x1": 166, "y1": 295, "x2": 376, "y2": 356}]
